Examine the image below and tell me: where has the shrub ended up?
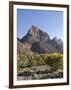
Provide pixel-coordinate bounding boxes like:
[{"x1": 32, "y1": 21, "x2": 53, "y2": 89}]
[
  {"x1": 45, "y1": 53, "x2": 63, "y2": 71},
  {"x1": 34, "y1": 55, "x2": 46, "y2": 66},
  {"x1": 17, "y1": 53, "x2": 63, "y2": 71}
]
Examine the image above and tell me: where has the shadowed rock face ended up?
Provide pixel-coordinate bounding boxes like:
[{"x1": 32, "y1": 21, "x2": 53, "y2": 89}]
[
  {"x1": 17, "y1": 25, "x2": 63, "y2": 54},
  {"x1": 31, "y1": 42, "x2": 48, "y2": 53},
  {"x1": 51, "y1": 37, "x2": 63, "y2": 53}
]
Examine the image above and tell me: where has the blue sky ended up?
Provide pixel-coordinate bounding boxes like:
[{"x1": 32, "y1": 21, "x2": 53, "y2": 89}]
[{"x1": 17, "y1": 9, "x2": 63, "y2": 40}]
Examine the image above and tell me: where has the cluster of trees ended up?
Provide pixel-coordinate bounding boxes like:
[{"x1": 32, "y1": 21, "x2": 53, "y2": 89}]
[{"x1": 17, "y1": 53, "x2": 63, "y2": 71}]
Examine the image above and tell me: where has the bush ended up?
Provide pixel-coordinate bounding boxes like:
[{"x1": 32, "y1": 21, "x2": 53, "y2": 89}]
[
  {"x1": 17, "y1": 53, "x2": 63, "y2": 71},
  {"x1": 45, "y1": 53, "x2": 63, "y2": 71},
  {"x1": 34, "y1": 55, "x2": 46, "y2": 66}
]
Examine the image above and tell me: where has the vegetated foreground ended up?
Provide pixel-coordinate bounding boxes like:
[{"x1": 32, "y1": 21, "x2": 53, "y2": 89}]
[{"x1": 17, "y1": 53, "x2": 63, "y2": 80}]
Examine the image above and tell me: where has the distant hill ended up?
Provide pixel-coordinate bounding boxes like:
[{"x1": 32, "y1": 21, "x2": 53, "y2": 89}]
[{"x1": 17, "y1": 25, "x2": 63, "y2": 54}]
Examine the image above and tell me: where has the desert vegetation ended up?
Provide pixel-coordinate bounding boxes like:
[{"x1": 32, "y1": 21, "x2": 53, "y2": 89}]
[{"x1": 17, "y1": 53, "x2": 63, "y2": 80}]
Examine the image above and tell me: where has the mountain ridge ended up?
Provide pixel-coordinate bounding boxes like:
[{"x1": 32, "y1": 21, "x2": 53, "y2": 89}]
[{"x1": 17, "y1": 25, "x2": 63, "y2": 54}]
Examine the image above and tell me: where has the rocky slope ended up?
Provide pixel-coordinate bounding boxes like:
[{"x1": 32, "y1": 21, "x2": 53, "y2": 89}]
[{"x1": 17, "y1": 66, "x2": 63, "y2": 80}]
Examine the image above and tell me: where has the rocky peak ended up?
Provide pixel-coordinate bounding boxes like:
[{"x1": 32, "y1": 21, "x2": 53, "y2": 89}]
[
  {"x1": 28, "y1": 25, "x2": 39, "y2": 37},
  {"x1": 58, "y1": 39, "x2": 63, "y2": 45},
  {"x1": 52, "y1": 37, "x2": 63, "y2": 45},
  {"x1": 21, "y1": 25, "x2": 50, "y2": 43},
  {"x1": 52, "y1": 37, "x2": 58, "y2": 42}
]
